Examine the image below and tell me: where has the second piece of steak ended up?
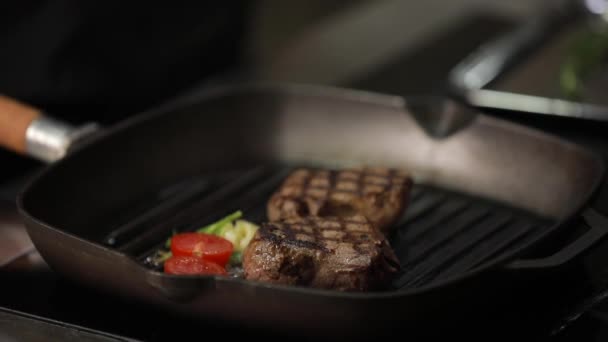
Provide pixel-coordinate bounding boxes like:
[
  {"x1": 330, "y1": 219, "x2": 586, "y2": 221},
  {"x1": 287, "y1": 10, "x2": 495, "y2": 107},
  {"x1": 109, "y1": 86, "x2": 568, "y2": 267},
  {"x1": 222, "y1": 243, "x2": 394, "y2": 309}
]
[
  {"x1": 267, "y1": 167, "x2": 412, "y2": 235},
  {"x1": 242, "y1": 215, "x2": 400, "y2": 291}
]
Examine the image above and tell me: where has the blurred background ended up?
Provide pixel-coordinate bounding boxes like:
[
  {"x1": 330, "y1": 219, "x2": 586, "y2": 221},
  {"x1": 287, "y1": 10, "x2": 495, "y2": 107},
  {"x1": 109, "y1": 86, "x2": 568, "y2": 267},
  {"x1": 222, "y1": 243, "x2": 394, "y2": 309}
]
[
  {"x1": 1, "y1": 0, "x2": 548, "y2": 122},
  {"x1": 246, "y1": 0, "x2": 544, "y2": 85},
  {"x1": 0, "y1": 0, "x2": 562, "y2": 181}
]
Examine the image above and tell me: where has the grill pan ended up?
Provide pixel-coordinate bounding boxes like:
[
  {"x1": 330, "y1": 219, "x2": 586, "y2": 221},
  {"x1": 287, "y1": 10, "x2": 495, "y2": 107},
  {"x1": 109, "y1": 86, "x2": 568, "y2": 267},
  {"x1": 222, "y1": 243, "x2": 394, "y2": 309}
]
[{"x1": 1, "y1": 83, "x2": 607, "y2": 339}]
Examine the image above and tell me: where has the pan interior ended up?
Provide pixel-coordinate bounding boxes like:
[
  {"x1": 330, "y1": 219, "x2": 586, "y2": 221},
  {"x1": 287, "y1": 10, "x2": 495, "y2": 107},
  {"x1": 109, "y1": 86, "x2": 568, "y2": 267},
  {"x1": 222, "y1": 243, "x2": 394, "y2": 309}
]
[
  {"x1": 19, "y1": 84, "x2": 602, "y2": 291},
  {"x1": 121, "y1": 164, "x2": 553, "y2": 290}
]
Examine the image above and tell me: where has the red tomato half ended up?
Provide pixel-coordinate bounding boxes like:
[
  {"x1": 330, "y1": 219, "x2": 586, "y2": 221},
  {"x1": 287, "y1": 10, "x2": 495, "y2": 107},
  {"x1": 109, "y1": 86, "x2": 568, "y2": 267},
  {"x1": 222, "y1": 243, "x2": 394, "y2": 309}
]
[
  {"x1": 164, "y1": 256, "x2": 227, "y2": 276},
  {"x1": 170, "y1": 232, "x2": 233, "y2": 267}
]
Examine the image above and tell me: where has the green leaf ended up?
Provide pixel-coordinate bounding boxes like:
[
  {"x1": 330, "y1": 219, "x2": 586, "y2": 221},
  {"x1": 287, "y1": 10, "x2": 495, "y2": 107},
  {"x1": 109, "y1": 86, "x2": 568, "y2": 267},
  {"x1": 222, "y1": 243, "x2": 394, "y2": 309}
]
[
  {"x1": 153, "y1": 250, "x2": 173, "y2": 265},
  {"x1": 197, "y1": 210, "x2": 243, "y2": 234},
  {"x1": 164, "y1": 229, "x2": 178, "y2": 249},
  {"x1": 229, "y1": 251, "x2": 243, "y2": 265},
  {"x1": 559, "y1": 27, "x2": 608, "y2": 99}
]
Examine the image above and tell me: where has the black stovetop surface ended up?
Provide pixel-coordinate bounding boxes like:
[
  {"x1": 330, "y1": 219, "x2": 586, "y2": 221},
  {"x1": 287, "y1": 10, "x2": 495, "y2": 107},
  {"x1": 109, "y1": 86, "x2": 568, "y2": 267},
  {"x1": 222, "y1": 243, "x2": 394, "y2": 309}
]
[{"x1": 3, "y1": 10, "x2": 608, "y2": 342}]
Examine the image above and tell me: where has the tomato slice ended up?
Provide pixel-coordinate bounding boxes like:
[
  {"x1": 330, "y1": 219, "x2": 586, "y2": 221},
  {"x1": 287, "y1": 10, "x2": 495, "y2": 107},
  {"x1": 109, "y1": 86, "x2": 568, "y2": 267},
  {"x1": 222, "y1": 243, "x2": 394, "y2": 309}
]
[
  {"x1": 170, "y1": 232, "x2": 234, "y2": 267},
  {"x1": 164, "y1": 256, "x2": 227, "y2": 275}
]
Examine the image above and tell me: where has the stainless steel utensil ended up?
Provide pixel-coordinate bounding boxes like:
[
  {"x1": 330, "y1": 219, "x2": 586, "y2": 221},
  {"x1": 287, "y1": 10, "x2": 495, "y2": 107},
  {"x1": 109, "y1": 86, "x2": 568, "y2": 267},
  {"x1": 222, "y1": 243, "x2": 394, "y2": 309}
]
[{"x1": 409, "y1": 0, "x2": 607, "y2": 139}]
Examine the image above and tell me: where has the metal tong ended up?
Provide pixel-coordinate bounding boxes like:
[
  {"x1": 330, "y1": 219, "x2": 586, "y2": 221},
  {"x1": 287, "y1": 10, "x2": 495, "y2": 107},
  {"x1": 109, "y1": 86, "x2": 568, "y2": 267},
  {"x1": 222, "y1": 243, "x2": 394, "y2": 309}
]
[{"x1": 408, "y1": 0, "x2": 608, "y2": 139}]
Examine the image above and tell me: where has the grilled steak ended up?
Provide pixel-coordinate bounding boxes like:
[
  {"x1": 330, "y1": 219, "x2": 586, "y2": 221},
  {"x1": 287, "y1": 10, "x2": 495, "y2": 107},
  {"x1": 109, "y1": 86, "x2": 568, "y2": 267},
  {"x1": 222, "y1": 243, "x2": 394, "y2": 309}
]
[
  {"x1": 267, "y1": 167, "x2": 412, "y2": 234},
  {"x1": 242, "y1": 215, "x2": 400, "y2": 291}
]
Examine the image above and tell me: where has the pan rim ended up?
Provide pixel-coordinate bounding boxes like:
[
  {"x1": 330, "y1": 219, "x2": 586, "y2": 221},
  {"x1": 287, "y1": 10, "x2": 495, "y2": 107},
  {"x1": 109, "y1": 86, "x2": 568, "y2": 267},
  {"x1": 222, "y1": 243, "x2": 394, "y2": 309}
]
[{"x1": 15, "y1": 81, "x2": 607, "y2": 300}]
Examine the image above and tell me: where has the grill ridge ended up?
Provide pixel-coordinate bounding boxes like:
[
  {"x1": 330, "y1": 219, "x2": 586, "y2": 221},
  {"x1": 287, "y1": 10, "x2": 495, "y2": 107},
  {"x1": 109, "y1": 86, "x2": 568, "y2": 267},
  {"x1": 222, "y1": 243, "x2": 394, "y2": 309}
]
[
  {"x1": 394, "y1": 208, "x2": 492, "y2": 286},
  {"x1": 99, "y1": 166, "x2": 552, "y2": 289}
]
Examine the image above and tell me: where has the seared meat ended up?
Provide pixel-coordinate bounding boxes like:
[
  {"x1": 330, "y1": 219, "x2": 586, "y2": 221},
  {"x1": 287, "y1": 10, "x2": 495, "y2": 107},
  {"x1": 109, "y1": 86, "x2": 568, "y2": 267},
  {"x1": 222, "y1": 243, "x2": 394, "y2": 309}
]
[
  {"x1": 242, "y1": 215, "x2": 400, "y2": 291},
  {"x1": 267, "y1": 167, "x2": 412, "y2": 235}
]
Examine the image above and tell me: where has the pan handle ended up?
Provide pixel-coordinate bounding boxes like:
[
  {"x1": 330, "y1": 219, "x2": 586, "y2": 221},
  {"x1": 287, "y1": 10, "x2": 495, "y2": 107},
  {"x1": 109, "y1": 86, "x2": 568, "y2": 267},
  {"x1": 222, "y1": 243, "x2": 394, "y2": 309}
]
[
  {"x1": 504, "y1": 208, "x2": 608, "y2": 271},
  {"x1": 0, "y1": 95, "x2": 98, "y2": 163}
]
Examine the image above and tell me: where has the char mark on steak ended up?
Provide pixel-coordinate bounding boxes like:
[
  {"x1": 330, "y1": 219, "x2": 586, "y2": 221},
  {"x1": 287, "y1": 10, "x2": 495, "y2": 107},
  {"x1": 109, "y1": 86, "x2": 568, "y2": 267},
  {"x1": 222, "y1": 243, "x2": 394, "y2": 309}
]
[
  {"x1": 242, "y1": 215, "x2": 400, "y2": 291},
  {"x1": 267, "y1": 167, "x2": 412, "y2": 235}
]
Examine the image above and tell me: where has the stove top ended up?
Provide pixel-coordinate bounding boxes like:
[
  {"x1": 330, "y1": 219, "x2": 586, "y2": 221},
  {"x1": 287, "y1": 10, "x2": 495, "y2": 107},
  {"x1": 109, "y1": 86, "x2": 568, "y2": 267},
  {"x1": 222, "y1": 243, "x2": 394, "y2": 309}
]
[{"x1": 3, "y1": 9, "x2": 608, "y2": 342}]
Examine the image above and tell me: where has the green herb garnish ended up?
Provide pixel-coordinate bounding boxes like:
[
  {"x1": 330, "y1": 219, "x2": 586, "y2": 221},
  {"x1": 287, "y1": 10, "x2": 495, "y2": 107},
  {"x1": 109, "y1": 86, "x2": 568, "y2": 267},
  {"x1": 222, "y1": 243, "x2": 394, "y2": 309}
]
[
  {"x1": 157, "y1": 211, "x2": 251, "y2": 267},
  {"x1": 197, "y1": 210, "x2": 243, "y2": 234}
]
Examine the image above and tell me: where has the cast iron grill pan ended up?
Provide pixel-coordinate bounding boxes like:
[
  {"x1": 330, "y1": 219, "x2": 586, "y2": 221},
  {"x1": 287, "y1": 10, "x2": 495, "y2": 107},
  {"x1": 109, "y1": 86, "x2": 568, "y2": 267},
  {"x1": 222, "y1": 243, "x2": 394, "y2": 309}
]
[
  {"x1": 97, "y1": 165, "x2": 552, "y2": 290},
  {"x1": 12, "y1": 85, "x2": 608, "y2": 339}
]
